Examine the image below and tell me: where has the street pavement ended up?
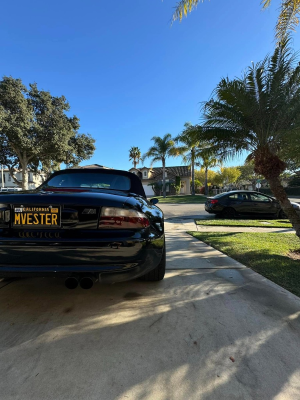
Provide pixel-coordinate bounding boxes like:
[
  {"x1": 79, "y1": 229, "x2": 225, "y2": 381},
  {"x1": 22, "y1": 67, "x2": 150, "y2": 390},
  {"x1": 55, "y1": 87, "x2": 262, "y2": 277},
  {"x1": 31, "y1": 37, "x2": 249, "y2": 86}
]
[
  {"x1": 158, "y1": 203, "x2": 209, "y2": 220},
  {"x1": 158, "y1": 197, "x2": 300, "y2": 221},
  {"x1": 0, "y1": 209, "x2": 300, "y2": 399}
]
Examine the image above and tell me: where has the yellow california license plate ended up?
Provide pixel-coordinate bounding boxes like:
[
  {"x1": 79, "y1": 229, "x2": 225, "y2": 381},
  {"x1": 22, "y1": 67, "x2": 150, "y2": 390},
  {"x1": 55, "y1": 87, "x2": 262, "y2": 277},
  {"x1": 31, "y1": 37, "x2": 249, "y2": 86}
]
[{"x1": 13, "y1": 205, "x2": 61, "y2": 228}]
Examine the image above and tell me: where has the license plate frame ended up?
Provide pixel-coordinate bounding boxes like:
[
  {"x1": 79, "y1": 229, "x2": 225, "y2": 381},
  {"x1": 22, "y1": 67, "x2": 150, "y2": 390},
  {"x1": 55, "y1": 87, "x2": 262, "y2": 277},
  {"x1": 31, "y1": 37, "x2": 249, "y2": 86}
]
[{"x1": 12, "y1": 205, "x2": 61, "y2": 229}]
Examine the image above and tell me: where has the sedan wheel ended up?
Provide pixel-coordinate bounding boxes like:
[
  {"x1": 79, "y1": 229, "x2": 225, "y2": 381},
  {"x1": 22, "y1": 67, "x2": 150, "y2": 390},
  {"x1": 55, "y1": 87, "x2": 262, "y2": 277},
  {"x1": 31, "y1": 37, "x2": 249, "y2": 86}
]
[{"x1": 222, "y1": 207, "x2": 237, "y2": 219}]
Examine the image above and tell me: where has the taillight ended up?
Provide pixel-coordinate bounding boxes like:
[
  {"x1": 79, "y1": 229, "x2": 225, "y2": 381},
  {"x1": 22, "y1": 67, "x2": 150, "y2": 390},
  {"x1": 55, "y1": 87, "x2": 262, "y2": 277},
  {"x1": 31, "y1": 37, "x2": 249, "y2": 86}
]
[
  {"x1": 210, "y1": 200, "x2": 218, "y2": 204},
  {"x1": 0, "y1": 206, "x2": 10, "y2": 226},
  {"x1": 98, "y1": 207, "x2": 150, "y2": 229}
]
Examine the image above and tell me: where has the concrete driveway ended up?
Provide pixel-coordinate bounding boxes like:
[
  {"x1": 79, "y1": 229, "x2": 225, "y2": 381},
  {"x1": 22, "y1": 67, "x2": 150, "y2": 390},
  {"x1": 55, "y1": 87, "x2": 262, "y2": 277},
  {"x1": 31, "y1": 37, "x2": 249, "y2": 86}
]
[{"x1": 0, "y1": 218, "x2": 300, "y2": 399}]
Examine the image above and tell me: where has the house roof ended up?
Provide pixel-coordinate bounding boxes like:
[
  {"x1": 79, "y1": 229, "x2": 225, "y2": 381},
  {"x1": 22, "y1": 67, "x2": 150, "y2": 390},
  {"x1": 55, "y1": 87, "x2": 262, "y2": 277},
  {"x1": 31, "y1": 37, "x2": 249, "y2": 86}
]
[
  {"x1": 150, "y1": 166, "x2": 190, "y2": 179},
  {"x1": 72, "y1": 164, "x2": 112, "y2": 169}
]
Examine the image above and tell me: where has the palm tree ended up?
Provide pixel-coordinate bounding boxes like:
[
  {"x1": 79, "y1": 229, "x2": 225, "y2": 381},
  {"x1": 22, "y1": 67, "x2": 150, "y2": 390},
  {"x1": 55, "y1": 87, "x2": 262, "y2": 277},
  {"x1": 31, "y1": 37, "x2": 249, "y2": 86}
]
[
  {"x1": 175, "y1": 122, "x2": 204, "y2": 195},
  {"x1": 129, "y1": 146, "x2": 141, "y2": 169},
  {"x1": 196, "y1": 151, "x2": 219, "y2": 195},
  {"x1": 142, "y1": 134, "x2": 178, "y2": 198},
  {"x1": 172, "y1": 0, "x2": 300, "y2": 44},
  {"x1": 201, "y1": 41, "x2": 300, "y2": 238}
]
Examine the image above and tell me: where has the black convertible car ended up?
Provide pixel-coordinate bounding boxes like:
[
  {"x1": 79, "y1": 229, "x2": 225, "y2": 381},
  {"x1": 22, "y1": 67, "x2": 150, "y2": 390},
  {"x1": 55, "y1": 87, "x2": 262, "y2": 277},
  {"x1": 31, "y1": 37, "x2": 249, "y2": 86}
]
[{"x1": 0, "y1": 168, "x2": 165, "y2": 289}]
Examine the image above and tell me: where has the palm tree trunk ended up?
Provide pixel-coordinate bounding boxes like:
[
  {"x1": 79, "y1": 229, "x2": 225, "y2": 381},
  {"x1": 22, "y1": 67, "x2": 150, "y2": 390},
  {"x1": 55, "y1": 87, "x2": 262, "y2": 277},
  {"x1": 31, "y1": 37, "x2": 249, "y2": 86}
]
[
  {"x1": 268, "y1": 176, "x2": 300, "y2": 238},
  {"x1": 133, "y1": 160, "x2": 137, "y2": 169},
  {"x1": 205, "y1": 167, "x2": 208, "y2": 196},
  {"x1": 191, "y1": 152, "x2": 195, "y2": 196},
  {"x1": 162, "y1": 158, "x2": 166, "y2": 198}
]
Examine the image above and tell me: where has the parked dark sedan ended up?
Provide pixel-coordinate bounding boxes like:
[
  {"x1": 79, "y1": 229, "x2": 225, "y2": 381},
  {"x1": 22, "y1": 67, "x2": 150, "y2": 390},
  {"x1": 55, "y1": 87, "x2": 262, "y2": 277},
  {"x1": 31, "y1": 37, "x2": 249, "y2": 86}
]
[
  {"x1": 205, "y1": 190, "x2": 300, "y2": 219},
  {"x1": 0, "y1": 168, "x2": 165, "y2": 289}
]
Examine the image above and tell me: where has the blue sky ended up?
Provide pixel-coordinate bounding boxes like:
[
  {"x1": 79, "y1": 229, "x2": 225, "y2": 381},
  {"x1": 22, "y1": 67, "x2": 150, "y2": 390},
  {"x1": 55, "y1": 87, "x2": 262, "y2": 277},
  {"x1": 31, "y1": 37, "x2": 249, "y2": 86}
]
[{"x1": 1, "y1": 0, "x2": 297, "y2": 170}]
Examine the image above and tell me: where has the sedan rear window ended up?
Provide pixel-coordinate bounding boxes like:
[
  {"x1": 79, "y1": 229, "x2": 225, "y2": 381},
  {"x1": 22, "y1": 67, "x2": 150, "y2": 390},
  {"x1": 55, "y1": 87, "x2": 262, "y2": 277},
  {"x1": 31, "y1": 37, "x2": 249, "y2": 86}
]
[{"x1": 45, "y1": 172, "x2": 131, "y2": 190}]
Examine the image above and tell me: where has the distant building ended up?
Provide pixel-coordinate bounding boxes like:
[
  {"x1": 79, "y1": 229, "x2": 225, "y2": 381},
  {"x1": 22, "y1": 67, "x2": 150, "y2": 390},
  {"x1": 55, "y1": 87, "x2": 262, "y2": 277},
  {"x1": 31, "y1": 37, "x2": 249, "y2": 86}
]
[
  {"x1": 71, "y1": 164, "x2": 112, "y2": 169},
  {"x1": 0, "y1": 168, "x2": 46, "y2": 190},
  {"x1": 129, "y1": 166, "x2": 191, "y2": 196}
]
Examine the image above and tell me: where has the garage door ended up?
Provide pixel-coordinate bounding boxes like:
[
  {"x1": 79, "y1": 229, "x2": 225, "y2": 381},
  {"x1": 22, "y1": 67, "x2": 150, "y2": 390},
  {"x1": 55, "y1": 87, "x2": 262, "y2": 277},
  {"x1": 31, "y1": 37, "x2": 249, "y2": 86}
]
[{"x1": 143, "y1": 184, "x2": 154, "y2": 197}]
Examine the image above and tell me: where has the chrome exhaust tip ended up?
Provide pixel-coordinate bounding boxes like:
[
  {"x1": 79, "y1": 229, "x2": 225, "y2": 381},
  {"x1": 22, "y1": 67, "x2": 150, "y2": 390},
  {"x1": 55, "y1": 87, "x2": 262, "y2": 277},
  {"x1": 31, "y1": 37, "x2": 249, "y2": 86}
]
[
  {"x1": 65, "y1": 277, "x2": 79, "y2": 290},
  {"x1": 79, "y1": 276, "x2": 95, "y2": 290}
]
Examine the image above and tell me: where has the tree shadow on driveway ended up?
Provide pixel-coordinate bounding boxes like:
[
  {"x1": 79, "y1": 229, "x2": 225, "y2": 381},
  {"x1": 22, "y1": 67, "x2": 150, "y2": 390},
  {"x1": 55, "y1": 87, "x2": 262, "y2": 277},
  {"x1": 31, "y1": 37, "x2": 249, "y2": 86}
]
[{"x1": 0, "y1": 271, "x2": 299, "y2": 400}]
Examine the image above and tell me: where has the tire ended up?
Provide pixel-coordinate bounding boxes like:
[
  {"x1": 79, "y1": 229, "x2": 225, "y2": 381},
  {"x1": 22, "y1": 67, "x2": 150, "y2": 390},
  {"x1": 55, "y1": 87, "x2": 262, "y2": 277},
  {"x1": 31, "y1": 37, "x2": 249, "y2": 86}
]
[
  {"x1": 221, "y1": 207, "x2": 237, "y2": 219},
  {"x1": 279, "y1": 209, "x2": 287, "y2": 219},
  {"x1": 140, "y1": 241, "x2": 166, "y2": 282}
]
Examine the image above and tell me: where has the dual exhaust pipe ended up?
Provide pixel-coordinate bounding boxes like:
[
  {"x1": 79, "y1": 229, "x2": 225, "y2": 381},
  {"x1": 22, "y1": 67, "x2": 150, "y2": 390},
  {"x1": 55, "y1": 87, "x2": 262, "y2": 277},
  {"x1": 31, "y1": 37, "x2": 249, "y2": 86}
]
[{"x1": 65, "y1": 276, "x2": 96, "y2": 290}]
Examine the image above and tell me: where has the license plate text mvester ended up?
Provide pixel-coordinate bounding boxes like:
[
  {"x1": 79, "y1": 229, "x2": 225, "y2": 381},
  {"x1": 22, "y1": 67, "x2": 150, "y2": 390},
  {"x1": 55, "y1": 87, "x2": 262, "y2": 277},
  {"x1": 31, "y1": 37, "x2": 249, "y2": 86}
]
[{"x1": 14, "y1": 213, "x2": 58, "y2": 226}]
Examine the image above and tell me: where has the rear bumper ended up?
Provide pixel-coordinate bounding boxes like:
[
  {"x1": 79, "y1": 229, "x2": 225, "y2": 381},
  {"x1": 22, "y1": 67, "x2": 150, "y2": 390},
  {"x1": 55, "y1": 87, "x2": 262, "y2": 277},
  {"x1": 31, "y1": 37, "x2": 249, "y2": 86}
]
[
  {"x1": 205, "y1": 204, "x2": 224, "y2": 214},
  {"x1": 0, "y1": 234, "x2": 164, "y2": 283}
]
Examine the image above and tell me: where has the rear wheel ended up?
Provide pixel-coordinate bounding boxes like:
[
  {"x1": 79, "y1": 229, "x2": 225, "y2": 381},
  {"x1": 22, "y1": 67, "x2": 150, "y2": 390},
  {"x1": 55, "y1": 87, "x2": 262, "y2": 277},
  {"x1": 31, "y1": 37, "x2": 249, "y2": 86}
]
[
  {"x1": 221, "y1": 207, "x2": 237, "y2": 219},
  {"x1": 140, "y1": 241, "x2": 166, "y2": 281}
]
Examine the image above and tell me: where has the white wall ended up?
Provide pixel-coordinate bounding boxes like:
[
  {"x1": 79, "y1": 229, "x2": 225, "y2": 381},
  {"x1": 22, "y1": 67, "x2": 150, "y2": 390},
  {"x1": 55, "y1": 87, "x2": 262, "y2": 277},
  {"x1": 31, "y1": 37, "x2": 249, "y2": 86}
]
[{"x1": 143, "y1": 184, "x2": 154, "y2": 197}]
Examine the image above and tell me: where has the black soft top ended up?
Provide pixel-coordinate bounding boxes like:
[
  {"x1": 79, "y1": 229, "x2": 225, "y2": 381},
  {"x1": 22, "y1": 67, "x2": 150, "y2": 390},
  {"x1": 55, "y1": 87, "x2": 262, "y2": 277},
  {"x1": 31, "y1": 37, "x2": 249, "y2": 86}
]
[{"x1": 42, "y1": 168, "x2": 146, "y2": 198}]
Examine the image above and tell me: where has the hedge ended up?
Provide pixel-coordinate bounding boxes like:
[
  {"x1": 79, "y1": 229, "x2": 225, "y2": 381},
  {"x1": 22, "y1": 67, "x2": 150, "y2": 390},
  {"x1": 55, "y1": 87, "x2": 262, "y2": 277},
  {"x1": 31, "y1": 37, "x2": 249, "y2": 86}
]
[{"x1": 260, "y1": 187, "x2": 300, "y2": 196}]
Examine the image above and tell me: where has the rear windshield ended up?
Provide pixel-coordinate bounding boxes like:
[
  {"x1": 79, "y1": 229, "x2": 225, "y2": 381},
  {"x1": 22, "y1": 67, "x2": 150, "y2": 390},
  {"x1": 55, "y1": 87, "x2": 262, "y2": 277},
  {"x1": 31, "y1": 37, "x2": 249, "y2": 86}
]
[{"x1": 45, "y1": 172, "x2": 131, "y2": 191}]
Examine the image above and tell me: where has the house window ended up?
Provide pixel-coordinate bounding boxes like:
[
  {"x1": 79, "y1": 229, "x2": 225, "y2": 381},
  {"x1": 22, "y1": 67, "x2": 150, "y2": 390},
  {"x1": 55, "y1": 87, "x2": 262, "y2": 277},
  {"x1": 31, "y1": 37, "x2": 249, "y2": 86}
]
[
  {"x1": 165, "y1": 172, "x2": 167, "y2": 178},
  {"x1": 143, "y1": 171, "x2": 147, "y2": 178},
  {"x1": 8, "y1": 174, "x2": 11, "y2": 182}
]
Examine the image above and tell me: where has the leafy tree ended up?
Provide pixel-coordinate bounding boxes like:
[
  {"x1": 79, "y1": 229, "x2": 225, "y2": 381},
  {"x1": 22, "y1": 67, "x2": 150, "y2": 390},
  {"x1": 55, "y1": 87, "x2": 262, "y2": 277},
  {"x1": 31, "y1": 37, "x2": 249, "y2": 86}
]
[
  {"x1": 172, "y1": 0, "x2": 299, "y2": 44},
  {"x1": 142, "y1": 134, "x2": 178, "y2": 198},
  {"x1": 202, "y1": 42, "x2": 300, "y2": 237},
  {"x1": 175, "y1": 122, "x2": 204, "y2": 195},
  {"x1": 195, "y1": 168, "x2": 217, "y2": 187},
  {"x1": 0, "y1": 77, "x2": 95, "y2": 189},
  {"x1": 214, "y1": 167, "x2": 241, "y2": 188},
  {"x1": 237, "y1": 162, "x2": 262, "y2": 189},
  {"x1": 129, "y1": 146, "x2": 142, "y2": 169}
]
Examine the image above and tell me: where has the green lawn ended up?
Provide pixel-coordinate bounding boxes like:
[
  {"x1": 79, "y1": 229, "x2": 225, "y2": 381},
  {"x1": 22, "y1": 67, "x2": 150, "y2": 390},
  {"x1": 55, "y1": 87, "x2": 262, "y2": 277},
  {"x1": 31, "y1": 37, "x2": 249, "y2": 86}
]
[
  {"x1": 189, "y1": 232, "x2": 300, "y2": 297},
  {"x1": 195, "y1": 219, "x2": 292, "y2": 228},
  {"x1": 154, "y1": 195, "x2": 207, "y2": 204}
]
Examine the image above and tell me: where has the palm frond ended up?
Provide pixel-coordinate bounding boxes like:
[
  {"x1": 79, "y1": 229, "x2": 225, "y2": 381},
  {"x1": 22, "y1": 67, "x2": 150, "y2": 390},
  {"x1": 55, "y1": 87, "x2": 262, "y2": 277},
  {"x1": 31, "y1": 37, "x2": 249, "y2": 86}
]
[
  {"x1": 276, "y1": 0, "x2": 300, "y2": 43},
  {"x1": 201, "y1": 40, "x2": 300, "y2": 168},
  {"x1": 172, "y1": 0, "x2": 203, "y2": 22}
]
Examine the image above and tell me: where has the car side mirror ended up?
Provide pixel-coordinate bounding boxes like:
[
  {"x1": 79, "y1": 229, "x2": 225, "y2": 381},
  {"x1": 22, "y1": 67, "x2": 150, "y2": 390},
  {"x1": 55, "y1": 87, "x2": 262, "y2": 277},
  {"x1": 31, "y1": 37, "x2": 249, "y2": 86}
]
[{"x1": 150, "y1": 198, "x2": 159, "y2": 205}]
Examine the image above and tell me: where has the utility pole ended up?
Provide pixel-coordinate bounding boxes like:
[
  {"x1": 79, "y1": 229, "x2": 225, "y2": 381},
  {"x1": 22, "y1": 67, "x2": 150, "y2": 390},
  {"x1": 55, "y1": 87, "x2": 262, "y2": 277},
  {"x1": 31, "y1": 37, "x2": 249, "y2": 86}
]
[{"x1": 1, "y1": 165, "x2": 4, "y2": 189}]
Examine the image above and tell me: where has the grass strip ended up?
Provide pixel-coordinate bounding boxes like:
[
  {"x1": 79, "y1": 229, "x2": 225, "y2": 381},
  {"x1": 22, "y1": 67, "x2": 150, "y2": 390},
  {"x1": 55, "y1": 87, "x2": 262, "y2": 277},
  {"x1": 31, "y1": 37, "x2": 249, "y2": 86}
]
[
  {"x1": 195, "y1": 219, "x2": 292, "y2": 228},
  {"x1": 189, "y1": 231, "x2": 300, "y2": 297},
  {"x1": 154, "y1": 195, "x2": 207, "y2": 204}
]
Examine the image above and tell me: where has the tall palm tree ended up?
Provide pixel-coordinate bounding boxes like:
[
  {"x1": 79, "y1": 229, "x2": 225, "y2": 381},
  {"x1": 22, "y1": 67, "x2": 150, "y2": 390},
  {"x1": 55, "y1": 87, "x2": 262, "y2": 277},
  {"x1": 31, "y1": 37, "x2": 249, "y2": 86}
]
[
  {"x1": 142, "y1": 134, "x2": 178, "y2": 198},
  {"x1": 201, "y1": 41, "x2": 300, "y2": 238},
  {"x1": 172, "y1": 0, "x2": 300, "y2": 43},
  {"x1": 129, "y1": 146, "x2": 141, "y2": 169},
  {"x1": 196, "y1": 151, "x2": 219, "y2": 196},
  {"x1": 175, "y1": 122, "x2": 204, "y2": 195}
]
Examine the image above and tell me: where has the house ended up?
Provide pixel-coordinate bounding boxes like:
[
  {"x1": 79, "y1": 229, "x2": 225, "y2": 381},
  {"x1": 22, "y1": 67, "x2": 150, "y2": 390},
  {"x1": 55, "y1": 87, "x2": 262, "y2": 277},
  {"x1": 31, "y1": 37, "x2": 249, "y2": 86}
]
[
  {"x1": 0, "y1": 168, "x2": 46, "y2": 190},
  {"x1": 129, "y1": 166, "x2": 191, "y2": 197},
  {"x1": 71, "y1": 164, "x2": 112, "y2": 169}
]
